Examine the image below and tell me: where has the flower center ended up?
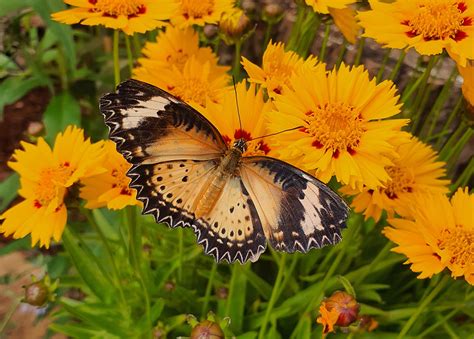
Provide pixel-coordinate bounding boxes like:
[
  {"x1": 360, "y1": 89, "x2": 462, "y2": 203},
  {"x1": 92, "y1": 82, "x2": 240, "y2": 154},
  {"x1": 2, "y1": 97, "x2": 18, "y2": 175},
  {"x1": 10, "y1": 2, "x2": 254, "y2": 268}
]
[
  {"x1": 91, "y1": 0, "x2": 146, "y2": 17},
  {"x1": 166, "y1": 49, "x2": 189, "y2": 71},
  {"x1": 438, "y1": 225, "x2": 473, "y2": 268},
  {"x1": 223, "y1": 129, "x2": 271, "y2": 156},
  {"x1": 34, "y1": 162, "x2": 73, "y2": 207},
  {"x1": 304, "y1": 102, "x2": 365, "y2": 158},
  {"x1": 384, "y1": 166, "x2": 415, "y2": 199},
  {"x1": 167, "y1": 78, "x2": 213, "y2": 108},
  {"x1": 181, "y1": 0, "x2": 214, "y2": 19},
  {"x1": 403, "y1": 1, "x2": 470, "y2": 41}
]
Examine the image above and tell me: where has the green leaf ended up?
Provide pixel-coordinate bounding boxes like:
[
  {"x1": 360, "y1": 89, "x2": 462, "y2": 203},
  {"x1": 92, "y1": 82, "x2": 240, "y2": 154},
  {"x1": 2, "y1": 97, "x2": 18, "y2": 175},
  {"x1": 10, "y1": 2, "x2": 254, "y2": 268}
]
[
  {"x1": 225, "y1": 264, "x2": 249, "y2": 333},
  {"x1": 0, "y1": 173, "x2": 19, "y2": 211},
  {"x1": 337, "y1": 275, "x2": 356, "y2": 297},
  {"x1": 61, "y1": 229, "x2": 114, "y2": 302},
  {"x1": 241, "y1": 266, "x2": 272, "y2": 299},
  {"x1": 0, "y1": 0, "x2": 30, "y2": 16},
  {"x1": 30, "y1": 0, "x2": 76, "y2": 73},
  {"x1": 0, "y1": 238, "x2": 30, "y2": 256},
  {"x1": 0, "y1": 76, "x2": 48, "y2": 119},
  {"x1": 237, "y1": 332, "x2": 258, "y2": 339},
  {"x1": 43, "y1": 92, "x2": 81, "y2": 143}
]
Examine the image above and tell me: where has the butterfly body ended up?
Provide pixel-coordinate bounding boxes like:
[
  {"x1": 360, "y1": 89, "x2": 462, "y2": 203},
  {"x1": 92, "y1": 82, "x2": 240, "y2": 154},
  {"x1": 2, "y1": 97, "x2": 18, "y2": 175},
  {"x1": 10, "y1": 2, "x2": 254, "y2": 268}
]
[{"x1": 101, "y1": 79, "x2": 350, "y2": 263}]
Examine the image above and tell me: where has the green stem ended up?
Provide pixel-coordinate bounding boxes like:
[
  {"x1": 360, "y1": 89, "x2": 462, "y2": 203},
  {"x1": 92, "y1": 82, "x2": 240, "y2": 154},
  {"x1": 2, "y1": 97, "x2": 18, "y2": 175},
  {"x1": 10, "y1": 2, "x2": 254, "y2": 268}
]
[
  {"x1": 416, "y1": 308, "x2": 460, "y2": 338},
  {"x1": 263, "y1": 22, "x2": 274, "y2": 49},
  {"x1": 435, "y1": 96, "x2": 463, "y2": 149},
  {"x1": 124, "y1": 34, "x2": 134, "y2": 76},
  {"x1": 133, "y1": 34, "x2": 142, "y2": 57},
  {"x1": 178, "y1": 227, "x2": 184, "y2": 282},
  {"x1": 397, "y1": 275, "x2": 450, "y2": 338},
  {"x1": 113, "y1": 30, "x2": 121, "y2": 86},
  {"x1": 82, "y1": 208, "x2": 127, "y2": 305},
  {"x1": 287, "y1": 1, "x2": 306, "y2": 50},
  {"x1": 389, "y1": 49, "x2": 406, "y2": 81},
  {"x1": 126, "y1": 207, "x2": 152, "y2": 338},
  {"x1": 318, "y1": 24, "x2": 331, "y2": 61},
  {"x1": 354, "y1": 241, "x2": 392, "y2": 286},
  {"x1": 376, "y1": 49, "x2": 392, "y2": 83},
  {"x1": 233, "y1": 40, "x2": 242, "y2": 81},
  {"x1": 354, "y1": 37, "x2": 365, "y2": 66},
  {"x1": 0, "y1": 298, "x2": 20, "y2": 334},
  {"x1": 402, "y1": 56, "x2": 438, "y2": 104},
  {"x1": 201, "y1": 261, "x2": 218, "y2": 317},
  {"x1": 258, "y1": 254, "x2": 287, "y2": 339},
  {"x1": 335, "y1": 42, "x2": 347, "y2": 69}
]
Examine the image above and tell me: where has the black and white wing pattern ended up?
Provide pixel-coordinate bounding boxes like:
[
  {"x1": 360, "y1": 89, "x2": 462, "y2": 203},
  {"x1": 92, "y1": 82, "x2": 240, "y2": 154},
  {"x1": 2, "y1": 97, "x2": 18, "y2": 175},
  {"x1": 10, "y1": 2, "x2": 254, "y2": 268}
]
[
  {"x1": 101, "y1": 80, "x2": 267, "y2": 262},
  {"x1": 240, "y1": 157, "x2": 349, "y2": 254}
]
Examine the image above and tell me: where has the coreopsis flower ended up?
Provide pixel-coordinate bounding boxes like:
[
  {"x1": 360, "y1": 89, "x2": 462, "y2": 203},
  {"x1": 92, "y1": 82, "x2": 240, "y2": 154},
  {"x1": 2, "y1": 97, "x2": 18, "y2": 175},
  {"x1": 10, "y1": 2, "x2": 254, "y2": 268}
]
[
  {"x1": 358, "y1": 0, "x2": 474, "y2": 66},
  {"x1": 134, "y1": 56, "x2": 230, "y2": 111},
  {"x1": 329, "y1": 7, "x2": 360, "y2": 44},
  {"x1": 305, "y1": 0, "x2": 354, "y2": 14},
  {"x1": 316, "y1": 290, "x2": 360, "y2": 336},
  {"x1": 0, "y1": 126, "x2": 105, "y2": 248},
  {"x1": 341, "y1": 136, "x2": 449, "y2": 222},
  {"x1": 52, "y1": 0, "x2": 178, "y2": 35},
  {"x1": 458, "y1": 62, "x2": 474, "y2": 108},
  {"x1": 384, "y1": 188, "x2": 474, "y2": 285},
  {"x1": 269, "y1": 63, "x2": 408, "y2": 189},
  {"x1": 203, "y1": 80, "x2": 275, "y2": 156},
  {"x1": 80, "y1": 141, "x2": 140, "y2": 210},
  {"x1": 242, "y1": 41, "x2": 320, "y2": 97},
  {"x1": 171, "y1": 0, "x2": 235, "y2": 27},
  {"x1": 136, "y1": 25, "x2": 226, "y2": 73}
]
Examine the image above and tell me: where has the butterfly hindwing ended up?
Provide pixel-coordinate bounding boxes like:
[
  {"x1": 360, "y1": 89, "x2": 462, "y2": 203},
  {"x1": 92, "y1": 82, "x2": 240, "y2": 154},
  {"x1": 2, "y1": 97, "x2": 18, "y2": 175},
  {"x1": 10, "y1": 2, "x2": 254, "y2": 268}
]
[
  {"x1": 240, "y1": 157, "x2": 349, "y2": 253},
  {"x1": 100, "y1": 79, "x2": 226, "y2": 164},
  {"x1": 128, "y1": 160, "x2": 267, "y2": 263}
]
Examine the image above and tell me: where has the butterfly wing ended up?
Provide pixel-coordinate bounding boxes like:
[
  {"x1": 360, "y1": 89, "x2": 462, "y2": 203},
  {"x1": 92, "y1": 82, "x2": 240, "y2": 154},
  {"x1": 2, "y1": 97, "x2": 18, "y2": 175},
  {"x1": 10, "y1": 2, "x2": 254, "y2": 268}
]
[
  {"x1": 101, "y1": 80, "x2": 266, "y2": 262},
  {"x1": 129, "y1": 161, "x2": 267, "y2": 263},
  {"x1": 240, "y1": 156, "x2": 350, "y2": 253},
  {"x1": 100, "y1": 79, "x2": 227, "y2": 164}
]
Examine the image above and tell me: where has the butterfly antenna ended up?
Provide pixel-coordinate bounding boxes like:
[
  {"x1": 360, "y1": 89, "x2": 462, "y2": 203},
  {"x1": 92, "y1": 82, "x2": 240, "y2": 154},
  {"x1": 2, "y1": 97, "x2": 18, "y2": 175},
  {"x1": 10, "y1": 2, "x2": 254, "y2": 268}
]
[
  {"x1": 232, "y1": 76, "x2": 243, "y2": 133},
  {"x1": 250, "y1": 126, "x2": 304, "y2": 141}
]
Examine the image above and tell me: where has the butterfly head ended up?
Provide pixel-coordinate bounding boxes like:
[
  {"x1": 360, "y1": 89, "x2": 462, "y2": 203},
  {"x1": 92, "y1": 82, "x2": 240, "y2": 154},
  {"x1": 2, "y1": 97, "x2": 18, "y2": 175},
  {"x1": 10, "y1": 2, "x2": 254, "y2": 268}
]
[{"x1": 233, "y1": 138, "x2": 248, "y2": 153}]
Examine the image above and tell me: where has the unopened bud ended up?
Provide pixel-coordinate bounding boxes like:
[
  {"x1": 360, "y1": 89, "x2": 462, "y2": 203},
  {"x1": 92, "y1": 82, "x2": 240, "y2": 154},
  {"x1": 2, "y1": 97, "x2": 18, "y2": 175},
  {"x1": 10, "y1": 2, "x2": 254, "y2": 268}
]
[
  {"x1": 219, "y1": 9, "x2": 251, "y2": 43},
  {"x1": 216, "y1": 286, "x2": 228, "y2": 300},
  {"x1": 316, "y1": 290, "x2": 360, "y2": 335},
  {"x1": 358, "y1": 315, "x2": 378, "y2": 332},
  {"x1": 263, "y1": 4, "x2": 283, "y2": 19},
  {"x1": 190, "y1": 320, "x2": 224, "y2": 339},
  {"x1": 203, "y1": 24, "x2": 219, "y2": 39},
  {"x1": 22, "y1": 274, "x2": 58, "y2": 307}
]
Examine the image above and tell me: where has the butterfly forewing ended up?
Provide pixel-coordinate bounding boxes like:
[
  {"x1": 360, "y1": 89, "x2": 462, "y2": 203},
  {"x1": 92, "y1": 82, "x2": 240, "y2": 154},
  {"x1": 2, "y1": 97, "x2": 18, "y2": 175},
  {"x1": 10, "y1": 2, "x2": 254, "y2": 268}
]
[
  {"x1": 101, "y1": 79, "x2": 226, "y2": 164},
  {"x1": 240, "y1": 157, "x2": 349, "y2": 253}
]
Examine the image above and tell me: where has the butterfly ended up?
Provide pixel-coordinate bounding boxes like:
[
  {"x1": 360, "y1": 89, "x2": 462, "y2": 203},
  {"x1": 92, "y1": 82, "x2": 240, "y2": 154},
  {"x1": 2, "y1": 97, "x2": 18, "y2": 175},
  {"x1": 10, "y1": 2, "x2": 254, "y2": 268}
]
[{"x1": 100, "y1": 79, "x2": 350, "y2": 263}]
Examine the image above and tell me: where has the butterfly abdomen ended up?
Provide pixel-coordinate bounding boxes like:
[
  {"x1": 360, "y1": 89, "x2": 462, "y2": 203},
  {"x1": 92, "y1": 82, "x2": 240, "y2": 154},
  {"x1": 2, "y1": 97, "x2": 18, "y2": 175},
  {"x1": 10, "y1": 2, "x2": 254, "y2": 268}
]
[{"x1": 194, "y1": 147, "x2": 243, "y2": 218}]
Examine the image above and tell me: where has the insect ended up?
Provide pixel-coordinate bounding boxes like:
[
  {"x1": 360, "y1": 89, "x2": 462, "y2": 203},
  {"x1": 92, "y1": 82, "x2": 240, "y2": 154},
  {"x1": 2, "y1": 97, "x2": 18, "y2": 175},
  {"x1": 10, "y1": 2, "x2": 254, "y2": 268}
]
[{"x1": 101, "y1": 79, "x2": 349, "y2": 263}]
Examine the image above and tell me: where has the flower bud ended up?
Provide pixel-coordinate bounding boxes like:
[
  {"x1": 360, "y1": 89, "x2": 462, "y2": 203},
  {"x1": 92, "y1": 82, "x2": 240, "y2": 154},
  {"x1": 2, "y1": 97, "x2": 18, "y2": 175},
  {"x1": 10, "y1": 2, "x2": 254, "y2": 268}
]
[
  {"x1": 190, "y1": 320, "x2": 224, "y2": 339},
  {"x1": 22, "y1": 274, "x2": 58, "y2": 307},
  {"x1": 216, "y1": 286, "x2": 228, "y2": 300},
  {"x1": 316, "y1": 290, "x2": 360, "y2": 335},
  {"x1": 219, "y1": 9, "x2": 251, "y2": 44},
  {"x1": 164, "y1": 280, "x2": 175, "y2": 292},
  {"x1": 358, "y1": 315, "x2": 378, "y2": 332},
  {"x1": 263, "y1": 4, "x2": 283, "y2": 20},
  {"x1": 203, "y1": 24, "x2": 219, "y2": 39}
]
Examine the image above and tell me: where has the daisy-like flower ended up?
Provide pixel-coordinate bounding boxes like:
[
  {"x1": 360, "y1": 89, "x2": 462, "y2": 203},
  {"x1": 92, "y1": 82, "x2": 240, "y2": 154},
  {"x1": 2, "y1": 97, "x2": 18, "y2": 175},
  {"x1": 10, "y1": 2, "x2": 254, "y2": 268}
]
[
  {"x1": 136, "y1": 25, "x2": 225, "y2": 73},
  {"x1": 80, "y1": 141, "x2": 140, "y2": 210},
  {"x1": 329, "y1": 6, "x2": 360, "y2": 44},
  {"x1": 383, "y1": 188, "x2": 474, "y2": 285},
  {"x1": 203, "y1": 80, "x2": 275, "y2": 156},
  {"x1": 269, "y1": 63, "x2": 408, "y2": 189},
  {"x1": 0, "y1": 126, "x2": 105, "y2": 248},
  {"x1": 134, "y1": 56, "x2": 230, "y2": 111},
  {"x1": 171, "y1": 0, "x2": 235, "y2": 27},
  {"x1": 358, "y1": 0, "x2": 474, "y2": 66},
  {"x1": 341, "y1": 136, "x2": 450, "y2": 222},
  {"x1": 242, "y1": 41, "x2": 320, "y2": 97},
  {"x1": 52, "y1": 0, "x2": 178, "y2": 35},
  {"x1": 458, "y1": 62, "x2": 474, "y2": 108},
  {"x1": 305, "y1": 0, "x2": 354, "y2": 14}
]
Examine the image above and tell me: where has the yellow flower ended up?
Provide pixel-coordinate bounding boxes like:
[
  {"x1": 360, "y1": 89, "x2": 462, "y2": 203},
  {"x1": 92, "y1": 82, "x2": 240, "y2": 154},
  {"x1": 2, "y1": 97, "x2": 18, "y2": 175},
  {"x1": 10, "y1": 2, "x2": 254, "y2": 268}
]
[
  {"x1": 383, "y1": 188, "x2": 474, "y2": 285},
  {"x1": 203, "y1": 80, "x2": 275, "y2": 156},
  {"x1": 458, "y1": 62, "x2": 474, "y2": 107},
  {"x1": 305, "y1": 0, "x2": 354, "y2": 14},
  {"x1": 358, "y1": 0, "x2": 474, "y2": 66},
  {"x1": 171, "y1": 0, "x2": 235, "y2": 27},
  {"x1": 269, "y1": 63, "x2": 408, "y2": 189},
  {"x1": 52, "y1": 0, "x2": 178, "y2": 35},
  {"x1": 341, "y1": 136, "x2": 450, "y2": 222},
  {"x1": 80, "y1": 141, "x2": 140, "y2": 210},
  {"x1": 329, "y1": 6, "x2": 360, "y2": 44},
  {"x1": 0, "y1": 126, "x2": 105, "y2": 248},
  {"x1": 242, "y1": 41, "x2": 320, "y2": 97},
  {"x1": 134, "y1": 56, "x2": 230, "y2": 111},
  {"x1": 136, "y1": 25, "x2": 225, "y2": 73}
]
